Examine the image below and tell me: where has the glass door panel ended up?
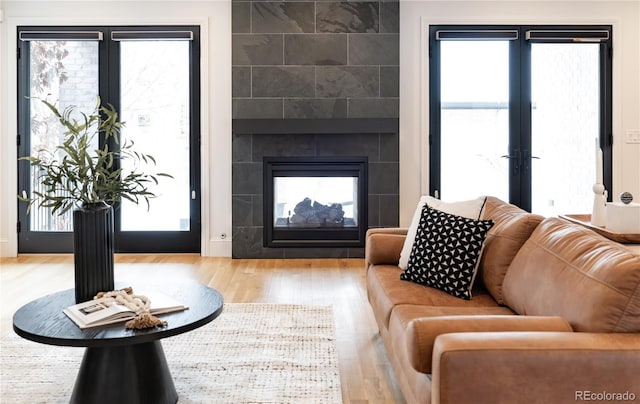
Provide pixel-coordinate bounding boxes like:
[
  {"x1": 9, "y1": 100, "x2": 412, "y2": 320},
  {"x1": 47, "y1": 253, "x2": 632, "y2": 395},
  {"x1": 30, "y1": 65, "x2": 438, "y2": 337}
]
[
  {"x1": 119, "y1": 41, "x2": 191, "y2": 231},
  {"x1": 531, "y1": 44, "x2": 600, "y2": 216},
  {"x1": 18, "y1": 38, "x2": 100, "y2": 252},
  {"x1": 439, "y1": 41, "x2": 510, "y2": 201},
  {"x1": 18, "y1": 26, "x2": 200, "y2": 253},
  {"x1": 28, "y1": 40, "x2": 100, "y2": 232}
]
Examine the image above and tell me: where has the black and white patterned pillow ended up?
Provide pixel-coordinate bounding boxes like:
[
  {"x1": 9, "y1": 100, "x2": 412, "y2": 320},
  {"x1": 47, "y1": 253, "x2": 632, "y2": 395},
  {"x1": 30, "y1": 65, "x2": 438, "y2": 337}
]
[{"x1": 400, "y1": 205, "x2": 494, "y2": 300}]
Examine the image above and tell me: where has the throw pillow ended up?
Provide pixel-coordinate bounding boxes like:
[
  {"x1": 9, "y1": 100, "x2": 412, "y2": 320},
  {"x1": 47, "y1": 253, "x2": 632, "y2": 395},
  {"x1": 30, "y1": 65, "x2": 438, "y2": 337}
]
[
  {"x1": 398, "y1": 196, "x2": 487, "y2": 269},
  {"x1": 400, "y1": 205, "x2": 494, "y2": 300}
]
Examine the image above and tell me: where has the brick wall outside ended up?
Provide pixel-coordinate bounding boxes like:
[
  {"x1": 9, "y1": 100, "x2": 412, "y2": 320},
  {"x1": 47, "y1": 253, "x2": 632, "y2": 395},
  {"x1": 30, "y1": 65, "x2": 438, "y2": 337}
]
[{"x1": 58, "y1": 41, "x2": 100, "y2": 113}]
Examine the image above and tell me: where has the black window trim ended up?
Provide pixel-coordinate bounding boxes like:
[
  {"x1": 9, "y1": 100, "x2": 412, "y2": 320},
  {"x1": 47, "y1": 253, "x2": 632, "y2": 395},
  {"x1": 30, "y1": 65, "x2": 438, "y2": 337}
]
[
  {"x1": 429, "y1": 24, "x2": 613, "y2": 211},
  {"x1": 19, "y1": 31, "x2": 104, "y2": 41},
  {"x1": 435, "y1": 30, "x2": 519, "y2": 41},
  {"x1": 110, "y1": 30, "x2": 194, "y2": 41},
  {"x1": 525, "y1": 29, "x2": 610, "y2": 42},
  {"x1": 16, "y1": 24, "x2": 202, "y2": 253}
]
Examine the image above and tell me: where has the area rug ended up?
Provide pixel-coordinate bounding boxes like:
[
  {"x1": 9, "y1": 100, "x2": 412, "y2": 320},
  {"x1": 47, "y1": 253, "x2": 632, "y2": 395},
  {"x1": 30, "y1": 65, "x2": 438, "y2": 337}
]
[{"x1": 0, "y1": 303, "x2": 342, "y2": 403}]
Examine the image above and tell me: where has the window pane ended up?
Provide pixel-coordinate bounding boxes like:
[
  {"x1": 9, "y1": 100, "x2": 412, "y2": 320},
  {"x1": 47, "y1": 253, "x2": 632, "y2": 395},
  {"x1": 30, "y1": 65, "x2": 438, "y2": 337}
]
[
  {"x1": 119, "y1": 41, "x2": 191, "y2": 231},
  {"x1": 29, "y1": 40, "x2": 99, "y2": 231},
  {"x1": 440, "y1": 41, "x2": 510, "y2": 201},
  {"x1": 531, "y1": 44, "x2": 600, "y2": 216},
  {"x1": 273, "y1": 177, "x2": 358, "y2": 228}
]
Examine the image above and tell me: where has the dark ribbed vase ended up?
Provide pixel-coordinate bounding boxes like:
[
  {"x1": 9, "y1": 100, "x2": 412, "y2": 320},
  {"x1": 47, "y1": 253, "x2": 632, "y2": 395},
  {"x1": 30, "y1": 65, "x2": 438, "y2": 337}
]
[{"x1": 73, "y1": 203, "x2": 115, "y2": 303}]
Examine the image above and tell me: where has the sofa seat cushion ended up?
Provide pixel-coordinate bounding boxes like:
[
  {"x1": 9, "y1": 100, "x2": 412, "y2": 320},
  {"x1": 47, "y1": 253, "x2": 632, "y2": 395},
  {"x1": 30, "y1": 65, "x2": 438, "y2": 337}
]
[
  {"x1": 389, "y1": 308, "x2": 572, "y2": 374},
  {"x1": 503, "y1": 217, "x2": 640, "y2": 332},
  {"x1": 478, "y1": 196, "x2": 544, "y2": 304},
  {"x1": 367, "y1": 265, "x2": 503, "y2": 330}
]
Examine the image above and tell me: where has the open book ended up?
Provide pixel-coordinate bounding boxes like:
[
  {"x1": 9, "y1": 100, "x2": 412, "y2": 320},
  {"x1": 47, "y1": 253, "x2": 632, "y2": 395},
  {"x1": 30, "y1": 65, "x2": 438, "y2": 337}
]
[{"x1": 63, "y1": 291, "x2": 188, "y2": 329}]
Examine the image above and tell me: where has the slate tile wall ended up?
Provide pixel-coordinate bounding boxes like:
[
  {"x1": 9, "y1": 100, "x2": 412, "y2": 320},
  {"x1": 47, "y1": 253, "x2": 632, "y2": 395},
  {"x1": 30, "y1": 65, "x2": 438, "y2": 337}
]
[{"x1": 232, "y1": 1, "x2": 399, "y2": 119}]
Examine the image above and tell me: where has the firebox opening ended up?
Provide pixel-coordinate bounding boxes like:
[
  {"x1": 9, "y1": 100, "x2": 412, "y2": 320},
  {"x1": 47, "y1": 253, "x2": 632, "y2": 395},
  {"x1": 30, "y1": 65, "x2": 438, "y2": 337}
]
[{"x1": 264, "y1": 156, "x2": 368, "y2": 248}]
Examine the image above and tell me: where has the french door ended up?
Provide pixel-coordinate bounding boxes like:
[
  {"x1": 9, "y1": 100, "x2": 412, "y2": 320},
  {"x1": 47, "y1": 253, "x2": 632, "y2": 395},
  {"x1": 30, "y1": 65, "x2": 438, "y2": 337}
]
[
  {"x1": 429, "y1": 25, "x2": 612, "y2": 215},
  {"x1": 17, "y1": 26, "x2": 201, "y2": 253}
]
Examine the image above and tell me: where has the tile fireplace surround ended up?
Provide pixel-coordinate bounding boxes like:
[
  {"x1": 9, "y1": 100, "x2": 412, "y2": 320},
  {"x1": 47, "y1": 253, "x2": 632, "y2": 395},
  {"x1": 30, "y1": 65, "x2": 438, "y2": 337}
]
[
  {"x1": 231, "y1": 1, "x2": 399, "y2": 257},
  {"x1": 232, "y1": 118, "x2": 399, "y2": 258}
]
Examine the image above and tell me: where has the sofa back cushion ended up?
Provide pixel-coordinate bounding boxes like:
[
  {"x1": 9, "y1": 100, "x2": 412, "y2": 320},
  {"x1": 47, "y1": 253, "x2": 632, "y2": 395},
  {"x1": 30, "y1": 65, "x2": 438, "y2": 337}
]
[
  {"x1": 478, "y1": 197, "x2": 544, "y2": 304},
  {"x1": 502, "y1": 217, "x2": 640, "y2": 332}
]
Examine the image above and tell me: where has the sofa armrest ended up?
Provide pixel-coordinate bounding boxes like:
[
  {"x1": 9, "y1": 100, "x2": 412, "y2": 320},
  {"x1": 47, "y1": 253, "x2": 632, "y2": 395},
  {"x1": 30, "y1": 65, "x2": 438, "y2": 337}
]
[
  {"x1": 365, "y1": 228, "x2": 407, "y2": 266},
  {"x1": 432, "y1": 332, "x2": 640, "y2": 404},
  {"x1": 406, "y1": 315, "x2": 572, "y2": 374},
  {"x1": 366, "y1": 228, "x2": 408, "y2": 237}
]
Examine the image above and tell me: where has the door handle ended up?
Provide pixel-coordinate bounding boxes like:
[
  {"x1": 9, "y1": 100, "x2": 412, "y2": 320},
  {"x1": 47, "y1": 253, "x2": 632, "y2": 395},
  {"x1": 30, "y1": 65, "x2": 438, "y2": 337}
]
[
  {"x1": 523, "y1": 150, "x2": 540, "y2": 173},
  {"x1": 501, "y1": 149, "x2": 520, "y2": 173}
]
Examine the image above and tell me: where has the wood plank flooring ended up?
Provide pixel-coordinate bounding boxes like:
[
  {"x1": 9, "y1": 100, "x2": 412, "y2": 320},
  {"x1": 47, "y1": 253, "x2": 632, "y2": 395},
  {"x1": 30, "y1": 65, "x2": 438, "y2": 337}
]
[{"x1": 0, "y1": 255, "x2": 405, "y2": 404}]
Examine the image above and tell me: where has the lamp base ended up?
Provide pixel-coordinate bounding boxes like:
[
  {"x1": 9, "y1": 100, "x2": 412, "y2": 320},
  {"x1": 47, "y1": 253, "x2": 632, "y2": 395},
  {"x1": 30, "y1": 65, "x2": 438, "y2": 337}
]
[{"x1": 591, "y1": 183, "x2": 607, "y2": 227}]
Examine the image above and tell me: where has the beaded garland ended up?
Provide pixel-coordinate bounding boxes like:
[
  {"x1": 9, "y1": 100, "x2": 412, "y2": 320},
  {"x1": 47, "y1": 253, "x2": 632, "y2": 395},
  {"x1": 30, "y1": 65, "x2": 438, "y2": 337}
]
[{"x1": 94, "y1": 287, "x2": 168, "y2": 330}]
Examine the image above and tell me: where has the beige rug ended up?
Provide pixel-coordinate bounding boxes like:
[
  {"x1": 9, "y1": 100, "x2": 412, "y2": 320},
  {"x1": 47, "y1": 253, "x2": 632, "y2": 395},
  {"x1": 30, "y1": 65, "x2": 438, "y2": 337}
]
[{"x1": 0, "y1": 303, "x2": 342, "y2": 403}]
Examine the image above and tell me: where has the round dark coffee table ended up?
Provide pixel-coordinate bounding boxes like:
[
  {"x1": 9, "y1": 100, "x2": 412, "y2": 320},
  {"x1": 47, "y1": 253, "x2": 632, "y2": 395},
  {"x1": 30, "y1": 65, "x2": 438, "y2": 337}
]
[{"x1": 13, "y1": 282, "x2": 223, "y2": 404}]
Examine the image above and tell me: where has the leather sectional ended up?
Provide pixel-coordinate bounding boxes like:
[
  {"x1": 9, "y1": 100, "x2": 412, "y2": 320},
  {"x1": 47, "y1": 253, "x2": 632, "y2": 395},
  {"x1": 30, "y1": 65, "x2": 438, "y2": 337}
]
[{"x1": 365, "y1": 196, "x2": 640, "y2": 404}]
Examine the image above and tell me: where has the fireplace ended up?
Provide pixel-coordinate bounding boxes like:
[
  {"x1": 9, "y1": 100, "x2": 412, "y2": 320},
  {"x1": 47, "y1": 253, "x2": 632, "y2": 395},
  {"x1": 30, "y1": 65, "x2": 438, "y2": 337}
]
[
  {"x1": 264, "y1": 156, "x2": 367, "y2": 248},
  {"x1": 231, "y1": 118, "x2": 398, "y2": 259}
]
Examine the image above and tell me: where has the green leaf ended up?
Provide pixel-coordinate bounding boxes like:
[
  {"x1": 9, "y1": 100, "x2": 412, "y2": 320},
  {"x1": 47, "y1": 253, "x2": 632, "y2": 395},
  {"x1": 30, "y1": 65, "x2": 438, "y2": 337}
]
[{"x1": 16, "y1": 96, "x2": 171, "y2": 216}]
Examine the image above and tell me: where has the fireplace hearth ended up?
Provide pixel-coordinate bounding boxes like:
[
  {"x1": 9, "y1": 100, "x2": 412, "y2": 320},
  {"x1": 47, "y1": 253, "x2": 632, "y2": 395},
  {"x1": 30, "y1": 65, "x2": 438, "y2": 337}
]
[{"x1": 264, "y1": 156, "x2": 367, "y2": 248}]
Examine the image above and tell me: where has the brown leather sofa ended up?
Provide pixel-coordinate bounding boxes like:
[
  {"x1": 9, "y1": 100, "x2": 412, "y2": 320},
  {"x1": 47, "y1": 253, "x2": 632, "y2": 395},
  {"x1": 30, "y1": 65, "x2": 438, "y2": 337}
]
[{"x1": 365, "y1": 196, "x2": 640, "y2": 404}]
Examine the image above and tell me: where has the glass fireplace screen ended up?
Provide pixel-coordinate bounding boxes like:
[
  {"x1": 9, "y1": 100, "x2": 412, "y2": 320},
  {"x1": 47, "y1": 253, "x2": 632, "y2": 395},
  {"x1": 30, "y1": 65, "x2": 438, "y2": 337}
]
[{"x1": 273, "y1": 176, "x2": 358, "y2": 228}]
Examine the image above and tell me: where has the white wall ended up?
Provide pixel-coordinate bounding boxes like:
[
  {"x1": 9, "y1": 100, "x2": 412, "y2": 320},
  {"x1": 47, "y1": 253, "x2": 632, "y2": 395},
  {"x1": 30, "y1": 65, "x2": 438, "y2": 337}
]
[
  {"x1": 399, "y1": 0, "x2": 640, "y2": 226},
  {"x1": 2, "y1": 1, "x2": 639, "y2": 256},
  {"x1": 0, "y1": 0, "x2": 232, "y2": 257}
]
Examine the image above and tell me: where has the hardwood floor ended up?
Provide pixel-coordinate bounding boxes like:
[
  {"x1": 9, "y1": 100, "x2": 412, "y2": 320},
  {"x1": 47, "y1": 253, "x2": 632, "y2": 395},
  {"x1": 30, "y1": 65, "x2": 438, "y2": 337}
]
[{"x1": 0, "y1": 254, "x2": 406, "y2": 404}]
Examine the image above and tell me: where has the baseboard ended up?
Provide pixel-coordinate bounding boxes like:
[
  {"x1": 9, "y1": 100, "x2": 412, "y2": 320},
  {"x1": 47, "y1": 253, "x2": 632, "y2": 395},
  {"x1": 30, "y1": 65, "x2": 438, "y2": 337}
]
[
  {"x1": 0, "y1": 238, "x2": 233, "y2": 258},
  {"x1": 0, "y1": 238, "x2": 17, "y2": 258},
  {"x1": 206, "y1": 239, "x2": 232, "y2": 257}
]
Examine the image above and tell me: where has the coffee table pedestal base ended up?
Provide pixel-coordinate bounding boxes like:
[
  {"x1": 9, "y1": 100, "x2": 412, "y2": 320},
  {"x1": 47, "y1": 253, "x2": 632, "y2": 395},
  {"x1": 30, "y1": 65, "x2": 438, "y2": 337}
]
[{"x1": 70, "y1": 341, "x2": 177, "y2": 404}]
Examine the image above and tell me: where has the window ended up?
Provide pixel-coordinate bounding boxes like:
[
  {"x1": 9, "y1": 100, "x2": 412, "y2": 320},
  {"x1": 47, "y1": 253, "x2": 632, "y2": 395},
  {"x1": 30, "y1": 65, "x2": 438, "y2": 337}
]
[
  {"x1": 429, "y1": 25, "x2": 612, "y2": 215},
  {"x1": 17, "y1": 26, "x2": 201, "y2": 253}
]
